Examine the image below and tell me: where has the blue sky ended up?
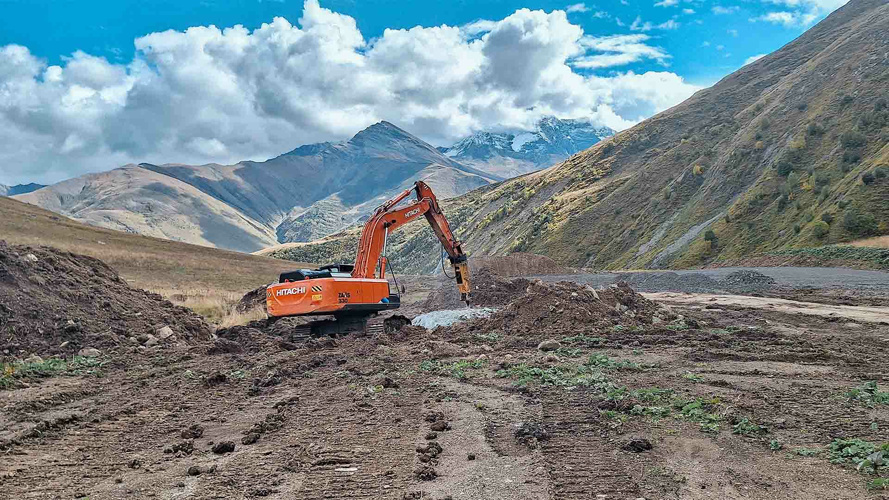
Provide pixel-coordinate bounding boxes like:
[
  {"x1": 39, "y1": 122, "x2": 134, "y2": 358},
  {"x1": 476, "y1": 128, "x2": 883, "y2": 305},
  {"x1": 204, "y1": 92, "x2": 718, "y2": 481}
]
[
  {"x1": 0, "y1": 0, "x2": 848, "y2": 185},
  {"x1": 0, "y1": 0, "x2": 839, "y2": 85}
]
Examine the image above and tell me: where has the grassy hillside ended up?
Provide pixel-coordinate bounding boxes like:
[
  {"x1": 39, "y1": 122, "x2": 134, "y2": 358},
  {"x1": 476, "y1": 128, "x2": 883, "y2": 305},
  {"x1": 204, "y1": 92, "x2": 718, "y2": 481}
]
[
  {"x1": 268, "y1": 0, "x2": 889, "y2": 273},
  {"x1": 0, "y1": 196, "x2": 308, "y2": 321}
]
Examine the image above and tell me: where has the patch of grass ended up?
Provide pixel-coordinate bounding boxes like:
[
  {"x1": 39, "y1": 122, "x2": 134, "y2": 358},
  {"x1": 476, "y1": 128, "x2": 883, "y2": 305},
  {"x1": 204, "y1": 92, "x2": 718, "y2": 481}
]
[
  {"x1": 770, "y1": 439, "x2": 783, "y2": 451},
  {"x1": 732, "y1": 418, "x2": 769, "y2": 436},
  {"x1": 793, "y1": 447, "x2": 822, "y2": 457},
  {"x1": 828, "y1": 438, "x2": 889, "y2": 473},
  {"x1": 674, "y1": 397, "x2": 723, "y2": 433},
  {"x1": 846, "y1": 381, "x2": 889, "y2": 406},
  {"x1": 682, "y1": 371, "x2": 704, "y2": 383},
  {"x1": 554, "y1": 347, "x2": 583, "y2": 358},
  {"x1": 473, "y1": 332, "x2": 502, "y2": 343},
  {"x1": 495, "y1": 359, "x2": 624, "y2": 392},
  {"x1": 561, "y1": 334, "x2": 604, "y2": 346},
  {"x1": 586, "y1": 353, "x2": 649, "y2": 370},
  {"x1": 420, "y1": 359, "x2": 486, "y2": 380},
  {"x1": 768, "y1": 246, "x2": 889, "y2": 270},
  {"x1": 630, "y1": 405, "x2": 671, "y2": 419},
  {"x1": 632, "y1": 387, "x2": 674, "y2": 402},
  {"x1": 868, "y1": 478, "x2": 889, "y2": 491},
  {"x1": 1, "y1": 356, "x2": 108, "y2": 389}
]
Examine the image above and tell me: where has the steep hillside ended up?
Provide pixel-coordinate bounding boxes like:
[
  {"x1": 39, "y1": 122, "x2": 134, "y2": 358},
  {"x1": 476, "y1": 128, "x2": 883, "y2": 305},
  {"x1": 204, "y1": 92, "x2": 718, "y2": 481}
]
[
  {"x1": 269, "y1": 0, "x2": 889, "y2": 273},
  {"x1": 15, "y1": 166, "x2": 279, "y2": 252},
  {"x1": 16, "y1": 122, "x2": 493, "y2": 251},
  {"x1": 0, "y1": 196, "x2": 302, "y2": 295},
  {"x1": 441, "y1": 117, "x2": 614, "y2": 178}
]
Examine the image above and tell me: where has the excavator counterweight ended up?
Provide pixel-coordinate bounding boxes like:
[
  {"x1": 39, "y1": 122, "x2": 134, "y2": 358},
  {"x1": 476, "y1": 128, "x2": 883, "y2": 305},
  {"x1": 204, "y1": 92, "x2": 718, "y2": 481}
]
[{"x1": 266, "y1": 181, "x2": 470, "y2": 325}]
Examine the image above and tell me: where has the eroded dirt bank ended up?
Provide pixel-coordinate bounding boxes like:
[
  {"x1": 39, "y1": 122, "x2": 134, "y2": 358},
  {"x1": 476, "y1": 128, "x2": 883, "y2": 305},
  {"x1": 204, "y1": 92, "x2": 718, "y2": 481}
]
[{"x1": 2, "y1": 246, "x2": 889, "y2": 499}]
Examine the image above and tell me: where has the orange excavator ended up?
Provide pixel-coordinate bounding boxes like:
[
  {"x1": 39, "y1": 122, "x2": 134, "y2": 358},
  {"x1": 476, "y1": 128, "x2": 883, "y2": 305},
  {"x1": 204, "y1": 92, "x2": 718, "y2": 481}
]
[{"x1": 266, "y1": 181, "x2": 470, "y2": 336}]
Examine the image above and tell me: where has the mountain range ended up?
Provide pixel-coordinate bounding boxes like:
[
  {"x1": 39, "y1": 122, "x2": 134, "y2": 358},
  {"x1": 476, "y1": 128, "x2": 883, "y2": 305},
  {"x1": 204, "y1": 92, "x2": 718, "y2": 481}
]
[
  {"x1": 440, "y1": 117, "x2": 614, "y2": 178},
  {"x1": 267, "y1": 0, "x2": 889, "y2": 273},
  {"x1": 14, "y1": 117, "x2": 612, "y2": 253},
  {"x1": 15, "y1": 122, "x2": 494, "y2": 252}
]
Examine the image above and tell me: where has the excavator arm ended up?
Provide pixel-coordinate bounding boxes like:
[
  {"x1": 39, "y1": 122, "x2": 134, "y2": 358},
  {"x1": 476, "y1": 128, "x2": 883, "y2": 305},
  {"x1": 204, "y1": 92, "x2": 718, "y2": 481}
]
[{"x1": 352, "y1": 181, "x2": 471, "y2": 303}]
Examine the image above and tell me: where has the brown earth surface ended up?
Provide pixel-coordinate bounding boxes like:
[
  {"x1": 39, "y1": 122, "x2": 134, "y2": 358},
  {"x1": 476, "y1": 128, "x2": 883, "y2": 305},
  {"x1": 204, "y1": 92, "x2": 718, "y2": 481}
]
[{"x1": 2, "y1": 250, "x2": 889, "y2": 499}]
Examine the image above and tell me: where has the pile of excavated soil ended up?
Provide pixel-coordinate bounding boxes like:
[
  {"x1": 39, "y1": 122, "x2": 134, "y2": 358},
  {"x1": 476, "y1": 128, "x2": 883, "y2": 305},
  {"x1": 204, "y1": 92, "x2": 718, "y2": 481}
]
[
  {"x1": 423, "y1": 268, "x2": 530, "y2": 310},
  {"x1": 719, "y1": 270, "x2": 776, "y2": 293},
  {"x1": 610, "y1": 271, "x2": 723, "y2": 294},
  {"x1": 468, "y1": 280, "x2": 662, "y2": 335},
  {"x1": 0, "y1": 241, "x2": 212, "y2": 357},
  {"x1": 236, "y1": 285, "x2": 268, "y2": 313}
]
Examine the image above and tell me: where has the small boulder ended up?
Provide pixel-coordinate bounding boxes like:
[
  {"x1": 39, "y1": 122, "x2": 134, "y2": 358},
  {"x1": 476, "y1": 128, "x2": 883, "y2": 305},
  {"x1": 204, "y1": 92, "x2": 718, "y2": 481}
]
[
  {"x1": 622, "y1": 438, "x2": 653, "y2": 453},
  {"x1": 211, "y1": 441, "x2": 235, "y2": 454},
  {"x1": 78, "y1": 348, "x2": 101, "y2": 358},
  {"x1": 537, "y1": 340, "x2": 562, "y2": 352},
  {"x1": 157, "y1": 326, "x2": 175, "y2": 340},
  {"x1": 181, "y1": 424, "x2": 204, "y2": 439},
  {"x1": 24, "y1": 354, "x2": 43, "y2": 364},
  {"x1": 144, "y1": 336, "x2": 159, "y2": 347},
  {"x1": 187, "y1": 466, "x2": 202, "y2": 476},
  {"x1": 24, "y1": 253, "x2": 38, "y2": 263},
  {"x1": 429, "y1": 421, "x2": 450, "y2": 432}
]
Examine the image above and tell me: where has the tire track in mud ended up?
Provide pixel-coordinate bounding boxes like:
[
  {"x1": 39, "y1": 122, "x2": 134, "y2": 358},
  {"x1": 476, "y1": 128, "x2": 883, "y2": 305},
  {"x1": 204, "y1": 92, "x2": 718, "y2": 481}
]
[
  {"x1": 539, "y1": 390, "x2": 640, "y2": 499},
  {"x1": 288, "y1": 394, "x2": 418, "y2": 499}
]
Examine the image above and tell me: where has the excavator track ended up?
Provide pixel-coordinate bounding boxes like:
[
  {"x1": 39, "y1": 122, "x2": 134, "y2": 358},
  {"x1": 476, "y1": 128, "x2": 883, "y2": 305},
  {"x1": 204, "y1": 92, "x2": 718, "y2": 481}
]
[{"x1": 282, "y1": 314, "x2": 410, "y2": 342}]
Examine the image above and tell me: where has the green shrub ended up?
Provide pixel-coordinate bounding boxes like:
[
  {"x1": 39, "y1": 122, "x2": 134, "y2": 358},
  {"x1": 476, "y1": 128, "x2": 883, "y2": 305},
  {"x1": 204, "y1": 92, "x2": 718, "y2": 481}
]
[
  {"x1": 793, "y1": 223, "x2": 801, "y2": 234},
  {"x1": 862, "y1": 172, "x2": 876, "y2": 185},
  {"x1": 812, "y1": 221, "x2": 830, "y2": 238},
  {"x1": 843, "y1": 149, "x2": 862, "y2": 164},
  {"x1": 777, "y1": 196, "x2": 789, "y2": 211},
  {"x1": 820, "y1": 213, "x2": 834, "y2": 224},
  {"x1": 840, "y1": 130, "x2": 867, "y2": 148},
  {"x1": 843, "y1": 209, "x2": 879, "y2": 237},
  {"x1": 875, "y1": 167, "x2": 888, "y2": 179},
  {"x1": 776, "y1": 160, "x2": 794, "y2": 177},
  {"x1": 806, "y1": 122, "x2": 824, "y2": 136}
]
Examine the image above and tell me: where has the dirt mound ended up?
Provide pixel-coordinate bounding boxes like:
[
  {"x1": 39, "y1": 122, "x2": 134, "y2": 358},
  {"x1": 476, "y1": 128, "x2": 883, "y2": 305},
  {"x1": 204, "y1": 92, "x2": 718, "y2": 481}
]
[
  {"x1": 611, "y1": 271, "x2": 722, "y2": 294},
  {"x1": 236, "y1": 285, "x2": 268, "y2": 313},
  {"x1": 719, "y1": 270, "x2": 776, "y2": 292},
  {"x1": 423, "y1": 268, "x2": 530, "y2": 310},
  {"x1": 469, "y1": 280, "x2": 661, "y2": 335},
  {"x1": 0, "y1": 241, "x2": 212, "y2": 357}
]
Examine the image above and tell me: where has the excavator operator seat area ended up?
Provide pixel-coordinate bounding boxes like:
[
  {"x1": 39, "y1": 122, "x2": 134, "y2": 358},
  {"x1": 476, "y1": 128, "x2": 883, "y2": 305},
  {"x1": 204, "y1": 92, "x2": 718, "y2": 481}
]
[{"x1": 279, "y1": 264, "x2": 354, "y2": 283}]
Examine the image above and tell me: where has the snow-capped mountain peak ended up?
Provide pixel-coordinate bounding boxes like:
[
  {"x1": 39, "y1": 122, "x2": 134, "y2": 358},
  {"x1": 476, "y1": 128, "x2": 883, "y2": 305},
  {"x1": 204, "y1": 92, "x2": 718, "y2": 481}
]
[{"x1": 440, "y1": 117, "x2": 614, "y2": 178}]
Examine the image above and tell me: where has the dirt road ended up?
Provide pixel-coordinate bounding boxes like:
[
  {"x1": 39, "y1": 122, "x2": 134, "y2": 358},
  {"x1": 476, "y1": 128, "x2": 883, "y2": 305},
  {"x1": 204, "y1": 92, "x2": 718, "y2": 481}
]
[{"x1": 538, "y1": 267, "x2": 889, "y2": 293}]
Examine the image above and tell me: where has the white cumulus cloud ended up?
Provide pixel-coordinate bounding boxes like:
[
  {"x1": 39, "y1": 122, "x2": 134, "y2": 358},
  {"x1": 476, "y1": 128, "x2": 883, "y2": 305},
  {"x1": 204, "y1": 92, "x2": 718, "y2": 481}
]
[{"x1": 0, "y1": 0, "x2": 700, "y2": 184}]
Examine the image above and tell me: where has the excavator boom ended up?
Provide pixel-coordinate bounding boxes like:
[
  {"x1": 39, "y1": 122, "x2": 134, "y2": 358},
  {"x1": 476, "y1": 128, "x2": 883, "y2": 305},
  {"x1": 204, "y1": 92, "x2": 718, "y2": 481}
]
[{"x1": 267, "y1": 181, "x2": 470, "y2": 319}]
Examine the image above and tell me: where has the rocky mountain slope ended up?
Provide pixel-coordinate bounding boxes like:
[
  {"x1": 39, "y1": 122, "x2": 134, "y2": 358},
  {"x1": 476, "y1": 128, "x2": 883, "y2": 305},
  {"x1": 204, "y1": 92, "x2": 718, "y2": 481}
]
[
  {"x1": 15, "y1": 122, "x2": 494, "y2": 252},
  {"x1": 441, "y1": 117, "x2": 614, "y2": 178},
  {"x1": 0, "y1": 183, "x2": 44, "y2": 196},
  {"x1": 268, "y1": 0, "x2": 889, "y2": 273}
]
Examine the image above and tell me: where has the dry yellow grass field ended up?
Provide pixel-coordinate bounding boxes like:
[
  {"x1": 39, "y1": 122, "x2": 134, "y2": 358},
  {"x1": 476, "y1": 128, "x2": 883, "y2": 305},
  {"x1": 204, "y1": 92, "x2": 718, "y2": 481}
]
[
  {"x1": 0, "y1": 196, "x2": 312, "y2": 323},
  {"x1": 849, "y1": 236, "x2": 889, "y2": 248}
]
